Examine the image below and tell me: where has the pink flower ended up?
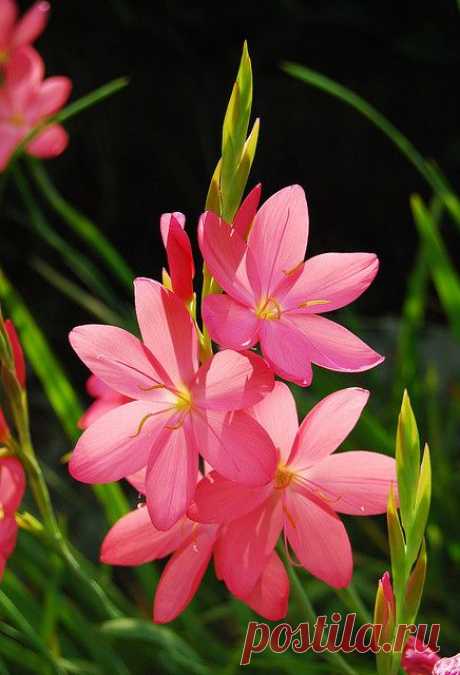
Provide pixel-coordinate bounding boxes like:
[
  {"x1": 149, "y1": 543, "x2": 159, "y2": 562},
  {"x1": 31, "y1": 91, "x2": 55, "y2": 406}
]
[
  {"x1": 199, "y1": 185, "x2": 383, "y2": 386},
  {"x1": 0, "y1": 0, "x2": 49, "y2": 64},
  {"x1": 69, "y1": 277, "x2": 276, "y2": 530},
  {"x1": 433, "y1": 655, "x2": 460, "y2": 675},
  {"x1": 189, "y1": 382, "x2": 396, "y2": 594},
  {"x1": 402, "y1": 637, "x2": 441, "y2": 674},
  {"x1": 0, "y1": 45, "x2": 71, "y2": 171},
  {"x1": 78, "y1": 375, "x2": 130, "y2": 430},
  {"x1": 101, "y1": 474, "x2": 289, "y2": 623},
  {"x1": 0, "y1": 409, "x2": 10, "y2": 443},
  {"x1": 4, "y1": 319, "x2": 26, "y2": 387},
  {"x1": 160, "y1": 212, "x2": 195, "y2": 303},
  {"x1": 0, "y1": 456, "x2": 25, "y2": 578}
]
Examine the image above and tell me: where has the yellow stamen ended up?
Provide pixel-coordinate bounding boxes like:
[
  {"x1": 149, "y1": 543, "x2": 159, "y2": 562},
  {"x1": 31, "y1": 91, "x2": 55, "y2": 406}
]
[
  {"x1": 297, "y1": 299, "x2": 330, "y2": 309},
  {"x1": 9, "y1": 113, "x2": 25, "y2": 127},
  {"x1": 282, "y1": 261, "x2": 303, "y2": 276},
  {"x1": 175, "y1": 386, "x2": 193, "y2": 413},
  {"x1": 138, "y1": 383, "x2": 165, "y2": 392},
  {"x1": 130, "y1": 413, "x2": 156, "y2": 438},
  {"x1": 274, "y1": 463, "x2": 295, "y2": 489},
  {"x1": 256, "y1": 297, "x2": 282, "y2": 320},
  {"x1": 0, "y1": 503, "x2": 4, "y2": 520},
  {"x1": 0, "y1": 51, "x2": 8, "y2": 65}
]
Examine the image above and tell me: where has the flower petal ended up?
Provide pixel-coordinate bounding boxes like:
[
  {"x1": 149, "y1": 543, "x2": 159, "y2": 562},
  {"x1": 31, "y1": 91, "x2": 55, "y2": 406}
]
[
  {"x1": 303, "y1": 451, "x2": 396, "y2": 516},
  {"x1": 78, "y1": 398, "x2": 123, "y2": 430},
  {"x1": 126, "y1": 467, "x2": 146, "y2": 494},
  {"x1": 191, "y1": 408, "x2": 277, "y2": 486},
  {"x1": 11, "y1": 1, "x2": 49, "y2": 48},
  {"x1": 0, "y1": 457, "x2": 25, "y2": 514},
  {"x1": 285, "y1": 490, "x2": 353, "y2": 588},
  {"x1": 5, "y1": 46, "x2": 44, "y2": 108},
  {"x1": 247, "y1": 185, "x2": 309, "y2": 296},
  {"x1": 281, "y1": 253, "x2": 379, "y2": 313},
  {"x1": 27, "y1": 76, "x2": 72, "y2": 121},
  {"x1": 259, "y1": 319, "x2": 313, "y2": 386},
  {"x1": 146, "y1": 421, "x2": 199, "y2": 531},
  {"x1": 250, "y1": 381, "x2": 298, "y2": 463},
  {"x1": 192, "y1": 350, "x2": 273, "y2": 411},
  {"x1": 198, "y1": 211, "x2": 257, "y2": 304},
  {"x1": 215, "y1": 495, "x2": 283, "y2": 597},
  {"x1": 240, "y1": 551, "x2": 289, "y2": 621},
  {"x1": 233, "y1": 183, "x2": 262, "y2": 239},
  {"x1": 188, "y1": 471, "x2": 270, "y2": 524},
  {"x1": 289, "y1": 387, "x2": 369, "y2": 467},
  {"x1": 202, "y1": 294, "x2": 260, "y2": 350},
  {"x1": 160, "y1": 211, "x2": 185, "y2": 246},
  {"x1": 0, "y1": 0, "x2": 17, "y2": 48},
  {"x1": 69, "y1": 400, "x2": 172, "y2": 483},
  {"x1": 153, "y1": 524, "x2": 218, "y2": 623},
  {"x1": 283, "y1": 314, "x2": 384, "y2": 373},
  {"x1": 161, "y1": 213, "x2": 194, "y2": 302},
  {"x1": 100, "y1": 506, "x2": 193, "y2": 566},
  {"x1": 134, "y1": 277, "x2": 198, "y2": 387},
  {"x1": 27, "y1": 123, "x2": 69, "y2": 158}
]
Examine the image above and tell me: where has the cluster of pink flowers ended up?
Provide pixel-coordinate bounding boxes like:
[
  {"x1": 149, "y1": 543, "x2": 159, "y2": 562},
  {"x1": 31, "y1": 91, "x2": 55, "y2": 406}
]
[
  {"x1": 71, "y1": 183, "x2": 398, "y2": 623},
  {"x1": 0, "y1": 0, "x2": 71, "y2": 171}
]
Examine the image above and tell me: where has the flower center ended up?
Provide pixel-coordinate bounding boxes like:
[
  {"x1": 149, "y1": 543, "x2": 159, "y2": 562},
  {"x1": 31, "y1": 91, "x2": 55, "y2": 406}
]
[
  {"x1": 174, "y1": 386, "x2": 193, "y2": 413},
  {"x1": 9, "y1": 113, "x2": 25, "y2": 127},
  {"x1": 0, "y1": 50, "x2": 8, "y2": 65},
  {"x1": 274, "y1": 463, "x2": 295, "y2": 489},
  {"x1": 256, "y1": 297, "x2": 281, "y2": 320}
]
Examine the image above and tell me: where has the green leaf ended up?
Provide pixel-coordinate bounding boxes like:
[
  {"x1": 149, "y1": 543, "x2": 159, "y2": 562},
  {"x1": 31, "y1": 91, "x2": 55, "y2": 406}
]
[
  {"x1": 282, "y1": 62, "x2": 460, "y2": 229},
  {"x1": 404, "y1": 540, "x2": 427, "y2": 625},
  {"x1": 396, "y1": 391, "x2": 421, "y2": 534},
  {"x1": 387, "y1": 486, "x2": 406, "y2": 604},
  {"x1": 407, "y1": 444, "x2": 432, "y2": 569},
  {"x1": 411, "y1": 194, "x2": 460, "y2": 341}
]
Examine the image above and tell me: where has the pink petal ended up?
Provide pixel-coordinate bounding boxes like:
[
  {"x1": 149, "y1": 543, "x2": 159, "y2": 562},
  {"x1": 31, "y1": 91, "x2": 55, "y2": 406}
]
[
  {"x1": 4, "y1": 319, "x2": 26, "y2": 387},
  {"x1": 283, "y1": 313, "x2": 384, "y2": 373},
  {"x1": 250, "y1": 381, "x2": 298, "y2": 463},
  {"x1": 153, "y1": 524, "x2": 218, "y2": 623},
  {"x1": 27, "y1": 123, "x2": 68, "y2": 158},
  {"x1": 215, "y1": 495, "x2": 283, "y2": 597},
  {"x1": 126, "y1": 467, "x2": 146, "y2": 494},
  {"x1": 86, "y1": 374, "x2": 117, "y2": 399},
  {"x1": 100, "y1": 506, "x2": 193, "y2": 566},
  {"x1": 0, "y1": 457, "x2": 25, "y2": 514},
  {"x1": 259, "y1": 319, "x2": 313, "y2": 386},
  {"x1": 198, "y1": 211, "x2": 258, "y2": 304},
  {"x1": 233, "y1": 183, "x2": 262, "y2": 239},
  {"x1": 247, "y1": 185, "x2": 309, "y2": 296},
  {"x1": 289, "y1": 387, "x2": 369, "y2": 467},
  {"x1": 11, "y1": 1, "x2": 49, "y2": 48},
  {"x1": 240, "y1": 551, "x2": 289, "y2": 621},
  {"x1": 27, "y1": 76, "x2": 71, "y2": 121},
  {"x1": 284, "y1": 490, "x2": 353, "y2": 588},
  {"x1": 281, "y1": 253, "x2": 379, "y2": 313},
  {"x1": 161, "y1": 214, "x2": 194, "y2": 302},
  {"x1": 0, "y1": 516, "x2": 18, "y2": 574},
  {"x1": 0, "y1": 0, "x2": 17, "y2": 48},
  {"x1": 5, "y1": 46, "x2": 44, "y2": 107},
  {"x1": 192, "y1": 349, "x2": 273, "y2": 411},
  {"x1": 69, "y1": 324, "x2": 174, "y2": 401},
  {"x1": 188, "y1": 471, "x2": 270, "y2": 524},
  {"x1": 134, "y1": 277, "x2": 198, "y2": 387},
  {"x1": 145, "y1": 420, "x2": 199, "y2": 531},
  {"x1": 191, "y1": 408, "x2": 277, "y2": 486},
  {"x1": 202, "y1": 294, "x2": 259, "y2": 350},
  {"x1": 69, "y1": 400, "x2": 173, "y2": 483},
  {"x1": 0, "y1": 124, "x2": 22, "y2": 171},
  {"x1": 303, "y1": 451, "x2": 396, "y2": 516},
  {"x1": 160, "y1": 211, "x2": 185, "y2": 247},
  {"x1": 78, "y1": 398, "x2": 123, "y2": 430}
]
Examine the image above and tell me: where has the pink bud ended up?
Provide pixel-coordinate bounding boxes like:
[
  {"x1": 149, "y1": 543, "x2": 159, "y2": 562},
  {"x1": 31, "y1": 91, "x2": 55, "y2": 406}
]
[
  {"x1": 0, "y1": 409, "x2": 10, "y2": 443},
  {"x1": 4, "y1": 320, "x2": 26, "y2": 387}
]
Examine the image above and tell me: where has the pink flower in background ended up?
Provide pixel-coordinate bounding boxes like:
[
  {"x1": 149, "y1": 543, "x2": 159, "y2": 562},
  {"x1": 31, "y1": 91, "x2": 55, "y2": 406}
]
[
  {"x1": 0, "y1": 456, "x2": 25, "y2": 578},
  {"x1": 402, "y1": 637, "x2": 441, "y2": 674},
  {"x1": 0, "y1": 0, "x2": 49, "y2": 64},
  {"x1": 69, "y1": 277, "x2": 276, "y2": 530},
  {"x1": 189, "y1": 382, "x2": 396, "y2": 595},
  {"x1": 160, "y1": 212, "x2": 195, "y2": 303},
  {"x1": 434, "y1": 655, "x2": 460, "y2": 675},
  {"x1": 199, "y1": 184, "x2": 383, "y2": 386},
  {"x1": 4, "y1": 319, "x2": 26, "y2": 387},
  {"x1": 101, "y1": 475, "x2": 288, "y2": 623},
  {"x1": 0, "y1": 45, "x2": 71, "y2": 171},
  {"x1": 78, "y1": 375, "x2": 130, "y2": 430}
]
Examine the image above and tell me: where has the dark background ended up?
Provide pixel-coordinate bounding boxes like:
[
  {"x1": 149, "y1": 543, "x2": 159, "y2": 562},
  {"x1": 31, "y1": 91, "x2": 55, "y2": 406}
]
[{"x1": 6, "y1": 0, "x2": 460, "y2": 348}]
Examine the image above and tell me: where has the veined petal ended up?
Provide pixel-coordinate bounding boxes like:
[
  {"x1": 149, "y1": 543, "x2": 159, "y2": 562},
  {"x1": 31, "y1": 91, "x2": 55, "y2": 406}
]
[
  {"x1": 69, "y1": 324, "x2": 175, "y2": 400},
  {"x1": 188, "y1": 471, "x2": 270, "y2": 524},
  {"x1": 146, "y1": 420, "x2": 199, "y2": 531},
  {"x1": 100, "y1": 506, "x2": 193, "y2": 566},
  {"x1": 281, "y1": 253, "x2": 379, "y2": 313},
  {"x1": 134, "y1": 277, "x2": 198, "y2": 387},
  {"x1": 11, "y1": 1, "x2": 49, "y2": 48},
  {"x1": 233, "y1": 184, "x2": 262, "y2": 239},
  {"x1": 153, "y1": 524, "x2": 218, "y2": 623},
  {"x1": 202, "y1": 294, "x2": 260, "y2": 350},
  {"x1": 240, "y1": 551, "x2": 289, "y2": 621},
  {"x1": 283, "y1": 314, "x2": 384, "y2": 373},
  {"x1": 192, "y1": 350, "x2": 273, "y2": 411},
  {"x1": 191, "y1": 408, "x2": 277, "y2": 487},
  {"x1": 284, "y1": 490, "x2": 352, "y2": 588},
  {"x1": 303, "y1": 451, "x2": 396, "y2": 516},
  {"x1": 249, "y1": 381, "x2": 298, "y2": 463},
  {"x1": 289, "y1": 387, "x2": 369, "y2": 467},
  {"x1": 69, "y1": 400, "x2": 173, "y2": 483},
  {"x1": 259, "y1": 319, "x2": 313, "y2": 387},
  {"x1": 247, "y1": 185, "x2": 309, "y2": 297},
  {"x1": 198, "y1": 211, "x2": 258, "y2": 304},
  {"x1": 215, "y1": 495, "x2": 283, "y2": 597}
]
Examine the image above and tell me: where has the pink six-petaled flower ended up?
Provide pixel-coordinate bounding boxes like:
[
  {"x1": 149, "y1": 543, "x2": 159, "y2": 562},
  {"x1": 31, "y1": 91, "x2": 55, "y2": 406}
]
[
  {"x1": 0, "y1": 0, "x2": 49, "y2": 64},
  {"x1": 0, "y1": 456, "x2": 25, "y2": 578}
]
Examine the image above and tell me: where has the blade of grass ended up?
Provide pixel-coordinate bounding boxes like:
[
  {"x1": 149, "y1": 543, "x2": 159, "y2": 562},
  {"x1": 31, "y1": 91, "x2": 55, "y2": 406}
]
[
  {"x1": 282, "y1": 62, "x2": 460, "y2": 228},
  {"x1": 27, "y1": 158, "x2": 134, "y2": 291}
]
